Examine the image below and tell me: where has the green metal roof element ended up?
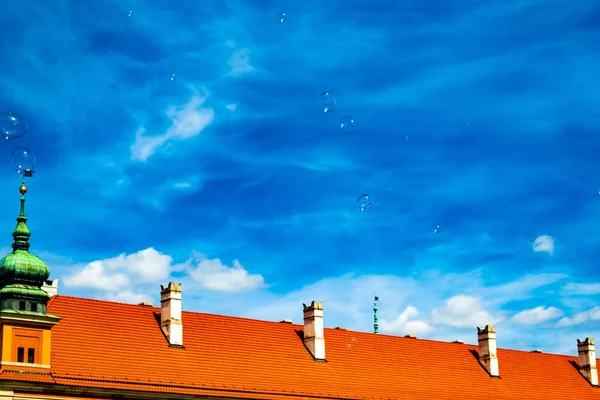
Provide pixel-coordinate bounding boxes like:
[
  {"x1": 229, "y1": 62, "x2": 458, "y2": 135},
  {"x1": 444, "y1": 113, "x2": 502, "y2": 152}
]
[{"x1": 0, "y1": 185, "x2": 51, "y2": 306}]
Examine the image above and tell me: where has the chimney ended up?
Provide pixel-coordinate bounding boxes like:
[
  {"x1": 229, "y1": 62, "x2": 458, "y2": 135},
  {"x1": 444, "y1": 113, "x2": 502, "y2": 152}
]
[
  {"x1": 41, "y1": 279, "x2": 58, "y2": 297},
  {"x1": 160, "y1": 282, "x2": 183, "y2": 347},
  {"x1": 477, "y1": 325, "x2": 499, "y2": 377},
  {"x1": 578, "y1": 338, "x2": 598, "y2": 386},
  {"x1": 303, "y1": 301, "x2": 325, "y2": 360}
]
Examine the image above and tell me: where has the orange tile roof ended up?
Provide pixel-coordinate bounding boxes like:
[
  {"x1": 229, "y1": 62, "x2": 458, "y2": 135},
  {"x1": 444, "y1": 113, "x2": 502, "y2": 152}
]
[{"x1": 1, "y1": 295, "x2": 598, "y2": 399}]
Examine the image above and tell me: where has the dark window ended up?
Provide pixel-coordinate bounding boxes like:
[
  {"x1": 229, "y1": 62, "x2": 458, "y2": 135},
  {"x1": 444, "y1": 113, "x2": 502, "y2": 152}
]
[
  {"x1": 27, "y1": 348, "x2": 35, "y2": 363},
  {"x1": 30, "y1": 303, "x2": 37, "y2": 312},
  {"x1": 17, "y1": 347, "x2": 24, "y2": 363},
  {"x1": 18, "y1": 301, "x2": 26, "y2": 311}
]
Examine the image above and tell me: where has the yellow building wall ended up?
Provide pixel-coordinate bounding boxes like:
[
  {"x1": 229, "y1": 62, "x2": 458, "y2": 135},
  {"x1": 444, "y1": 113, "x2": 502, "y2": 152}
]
[
  {"x1": 41, "y1": 330, "x2": 51, "y2": 366},
  {"x1": 1, "y1": 325, "x2": 12, "y2": 363}
]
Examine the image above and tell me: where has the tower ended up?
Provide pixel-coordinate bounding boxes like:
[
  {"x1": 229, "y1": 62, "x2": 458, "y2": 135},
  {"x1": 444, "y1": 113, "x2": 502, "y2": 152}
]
[{"x1": 0, "y1": 181, "x2": 60, "y2": 371}]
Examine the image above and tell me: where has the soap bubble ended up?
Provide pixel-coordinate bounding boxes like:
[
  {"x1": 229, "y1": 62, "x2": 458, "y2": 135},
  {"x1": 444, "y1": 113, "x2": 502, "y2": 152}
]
[
  {"x1": 356, "y1": 194, "x2": 372, "y2": 212},
  {"x1": 170, "y1": 73, "x2": 176, "y2": 81},
  {"x1": 320, "y1": 92, "x2": 336, "y2": 113},
  {"x1": 434, "y1": 225, "x2": 442, "y2": 233},
  {"x1": 10, "y1": 147, "x2": 36, "y2": 176},
  {"x1": 347, "y1": 337, "x2": 358, "y2": 349},
  {"x1": 1, "y1": 112, "x2": 28, "y2": 140},
  {"x1": 340, "y1": 116, "x2": 355, "y2": 133},
  {"x1": 128, "y1": 10, "x2": 133, "y2": 17},
  {"x1": 279, "y1": 12, "x2": 287, "y2": 22}
]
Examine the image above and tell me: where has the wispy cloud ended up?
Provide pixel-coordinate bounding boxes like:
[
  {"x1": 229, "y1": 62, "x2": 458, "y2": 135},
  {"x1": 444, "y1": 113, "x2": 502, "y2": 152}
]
[
  {"x1": 131, "y1": 91, "x2": 215, "y2": 161},
  {"x1": 512, "y1": 306, "x2": 564, "y2": 325},
  {"x1": 557, "y1": 307, "x2": 600, "y2": 327},
  {"x1": 562, "y1": 282, "x2": 600, "y2": 296},
  {"x1": 227, "y1": 48, "x2": 255, "y2": 76},
  {"x1": 533, "y1": 235, "x2": 555, "y2": 255}
]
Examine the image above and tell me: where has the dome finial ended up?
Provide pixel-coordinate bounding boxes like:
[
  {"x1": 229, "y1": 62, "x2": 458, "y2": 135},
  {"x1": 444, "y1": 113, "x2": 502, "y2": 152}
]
[{"x1": 12, "y1": 179, "x2": 31, "y2": 252}]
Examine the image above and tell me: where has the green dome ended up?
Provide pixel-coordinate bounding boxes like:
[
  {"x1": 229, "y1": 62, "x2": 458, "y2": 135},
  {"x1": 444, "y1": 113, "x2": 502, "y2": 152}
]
[{"x1": 0, "y1": 249, "x2": 50, "y2": 287}]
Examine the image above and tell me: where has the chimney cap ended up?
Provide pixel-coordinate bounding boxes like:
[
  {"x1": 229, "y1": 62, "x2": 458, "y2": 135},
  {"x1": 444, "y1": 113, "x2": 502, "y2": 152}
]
[
  {"x1": 161, "y1": 282, "x2": 182, "y2": 293},
  {"x1": 138, "y1": 302, "x2": 153, "y2": 306},
  {"x1": 477, "y1": 325, "x2": 496, "y2": 334},
  {"x1": 303, "y1": 301, "x2": 323, "y2": 311},
  {"x1": 531, "y1": 349, "x2": 543, "y2": 353},
  {"x1": 334, "y1": 326, "x2": 347, "y2": 330},
  {"x1": 578, "y1": 338, "x2": 595, "y2": 346},
  {"x1": 279, "y1": 319, "x2": 293, "y2": 324},
  {"x1": 404, "y1": 334, "x2": 417, "y2": 339},
  {"x1": 453, "y1": 340, "x2": 464, "y2": 344}
]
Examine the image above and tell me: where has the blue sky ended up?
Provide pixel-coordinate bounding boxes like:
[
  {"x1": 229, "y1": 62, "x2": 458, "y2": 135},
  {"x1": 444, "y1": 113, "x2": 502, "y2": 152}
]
[{"x1": 1, "y1": 0, "x2": 600, "y2": 355}]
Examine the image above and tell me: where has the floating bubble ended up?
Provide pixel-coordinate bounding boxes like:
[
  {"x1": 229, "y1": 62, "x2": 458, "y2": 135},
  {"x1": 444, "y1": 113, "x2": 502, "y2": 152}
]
[
  {"x1": 347, "y1": 337, "x2": 358, "y2": 349},
  {"x1": 1, "y1": 112, "x2": 28, "y2": 140},
  {"x1": 346, "y1": 338, "x2": 358, "y2": 349},
  {"x1": 170, "y1": 73, "x2": 176, "y2": 81},
  {"x1": 340, "y1": 116, "x2": 355, "y2": 133},
  {"x1": 10, "y1": 147, "x2": 36, "y2": 176},
  {"x1": 320, "y1": 92, "x2": 336, "y2": 113},
  {"x1": 434, "y1": 225, "x2": 442, "y2": 233},
  {"x1": 356, "y1": 194, "x2": 372, "y2": 212},
  {"x1": 128, "y1": 10, "x2": 133, "y2": 17},
  {"x1": 279, "y1": 12, "x2": 287, "y2": 22}
]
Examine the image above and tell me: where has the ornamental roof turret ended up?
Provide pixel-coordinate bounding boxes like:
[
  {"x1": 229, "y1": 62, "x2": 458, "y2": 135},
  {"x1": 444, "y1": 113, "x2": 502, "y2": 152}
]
[{"x1": 0, "y1": 181, "x2": 51, "y2": 313}]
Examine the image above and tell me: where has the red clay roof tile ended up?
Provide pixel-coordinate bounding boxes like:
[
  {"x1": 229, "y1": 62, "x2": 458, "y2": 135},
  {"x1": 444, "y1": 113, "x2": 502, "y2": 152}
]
[{"x1": 0, "y1": 295, "x2": 597, "y2": 399}]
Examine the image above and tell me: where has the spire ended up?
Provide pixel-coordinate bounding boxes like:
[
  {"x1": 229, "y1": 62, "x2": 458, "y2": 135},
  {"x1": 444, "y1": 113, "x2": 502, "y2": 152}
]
[
  {"x1": 12, "y1": 180, "x2": 31, "y2": 251},
  {"x1": 373, "y1": 294, "x2": 379, "y2": 334}
]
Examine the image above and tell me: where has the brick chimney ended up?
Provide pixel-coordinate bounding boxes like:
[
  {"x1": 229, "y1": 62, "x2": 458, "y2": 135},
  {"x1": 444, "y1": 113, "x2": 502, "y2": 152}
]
[
  {"x1": 41, "y1": 279, "x2": 58, "y2": 297},
  {"x1": 477, "y1": 325, "x2": 499, "y2": 377},
  {"x1": 303, "y1": 301, "x2": 325, "y2": 360},
  {"x1": 578, "y1": 338, "x2": 598, "y2": 386},
  {"x1": 160, "y1": 282, "x2": 182, "y2": 347}
]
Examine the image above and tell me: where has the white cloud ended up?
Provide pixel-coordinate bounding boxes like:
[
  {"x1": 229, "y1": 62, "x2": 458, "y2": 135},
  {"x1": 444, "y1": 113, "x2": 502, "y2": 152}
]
[
  {"x1": 63, "y1": 248, "x2": 173, "y2": 290},
  {"x1": 557, "y1": 306, "x2": 600, "y2": 327},
  {"x1": 228, "y1": 48, "x2": 255, "y2": 76},
  {"x1": 61, "y1": 247, "x2": 263, "y2": 296},
  {"x1": 225, "y1": 103, "x2": 237, "y2": 111},
  {"x1": 533, "y1": 235, "x2": 554, "y2": 255},
  {"x1": 511, "y1": 306, "x2": 564, "y2": 324},
  {"x1": 131, "y1": 93, "x2": 215, "y2": 162},
  {"x1": 187, "y1": 252, "x2": 265, "y2": 292},
  {"x1": 431, "y1": 295, "x2": 501, "y2": 328},
  {"x1": 380, "y1": 306, "x2": 435, "y2": 336},
  {"x1": 561, "y1": 282, "x2": 600, "y2": 296},
  {"x1": 105, "y1": 290, "x2": 153, "y2": 305}
]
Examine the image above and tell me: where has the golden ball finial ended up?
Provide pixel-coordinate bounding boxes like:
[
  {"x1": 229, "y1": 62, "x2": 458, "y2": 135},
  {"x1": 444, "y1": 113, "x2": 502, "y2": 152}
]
[{"x1": 19, "y1": 184, "x2": 27, "y2": 195}]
